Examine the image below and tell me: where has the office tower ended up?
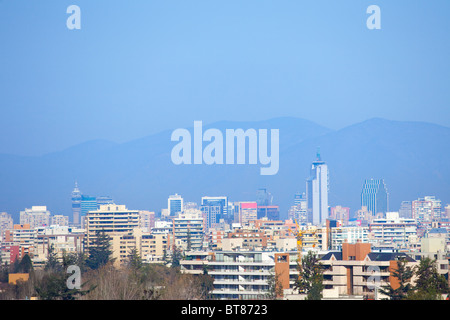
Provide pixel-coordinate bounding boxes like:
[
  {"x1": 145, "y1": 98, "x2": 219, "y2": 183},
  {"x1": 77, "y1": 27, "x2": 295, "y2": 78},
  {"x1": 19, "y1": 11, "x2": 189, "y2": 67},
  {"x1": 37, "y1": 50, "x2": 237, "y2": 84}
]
[
  {"x1": 201, "y1": 196, "x2": 229, "y2": 225},
  {"x1": 412, "y1": 196, "x2": 442, "y2": 223},
  {"x1": 361, "y1": 179, "x2": 389, "y2": 216},
  {"x1": 20, "y1": 206, "x2": 51, "y2": 229},
  {"x1": 257, "y1": 206, "x2": 280, "y2": 220},
  {"x1": 85, "y1": 204, "x2": 140, "y2": 248},
  {"x1": 96, "y1": 196, "x2": 114, "y2": 208},
  {"x1": 256, "y1": 188, "x2": 272, "y2": 206},
  {"x1": 168, "y1": 194, "x2": 184, "y2": 216},
  {"x1": 288, "y1": 192, "x2": 307, "y2": 224},
  {"x1": 71, "y1": 182, "x2": 82, "y2": 225},
  {"x1": 306, "y1": 151, "x2": 329, "y2": 225},
  {"x1": 399, "y1": 201, "x2": 412, "y2": 219},
  {"x1": 445, "y1": 205, "x2": 450, "y2": 219},
  {"x1": 81, "y1": 195, "x2": 98, "y2": 217}
]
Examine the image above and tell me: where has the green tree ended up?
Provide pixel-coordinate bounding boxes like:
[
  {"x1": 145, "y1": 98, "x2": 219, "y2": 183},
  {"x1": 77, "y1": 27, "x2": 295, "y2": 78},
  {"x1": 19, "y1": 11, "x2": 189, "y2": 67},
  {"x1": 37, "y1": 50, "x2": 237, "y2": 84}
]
[
  {"x1": 408, "y1": 257, "x2": 449, "y2": 300},
  {"x1": 35, "y1": 272, "x2": 92, "y2": 300},
  {"x1": 127, "y1": 248, "x2": 143, "y2": 270},
  {"x1": 266, "y1": 270, "x2": 283, "y2": 300},
  {"x1": 86, "y1": 230, "x2": 114, "y2": 270},
  {"x1": 296, "y1": 251, "x2": 324, "y2": 300},
  {"x1": 379, "y1": 258, "x2": 413, "y2": 300},
  {"x1": 14, "y1": 254, "x2": 33, "y2": 274},
  {"x1": 45, "y1": 244, "x2": 62, "y2": 272},
  {"x1": 186, "y1": 228, "x2": 192, "y2": 251},
  {"x1": 170, "y1": 245, "x2": 183, "y2": 268}
]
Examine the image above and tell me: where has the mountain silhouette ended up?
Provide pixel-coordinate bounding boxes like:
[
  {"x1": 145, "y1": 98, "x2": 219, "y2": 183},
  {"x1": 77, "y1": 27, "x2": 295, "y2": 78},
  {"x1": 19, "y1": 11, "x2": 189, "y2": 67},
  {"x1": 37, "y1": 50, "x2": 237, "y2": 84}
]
[{"x1": 0, "y1": 117, "x2": 449, "y2": 222}]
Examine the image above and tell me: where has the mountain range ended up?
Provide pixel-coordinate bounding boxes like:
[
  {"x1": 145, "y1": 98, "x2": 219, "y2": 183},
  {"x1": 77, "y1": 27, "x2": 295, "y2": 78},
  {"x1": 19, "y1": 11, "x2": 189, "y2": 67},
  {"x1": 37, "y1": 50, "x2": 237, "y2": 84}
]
[{"x1": 1, "y1": 117, "x2": 449, "y2": 222}]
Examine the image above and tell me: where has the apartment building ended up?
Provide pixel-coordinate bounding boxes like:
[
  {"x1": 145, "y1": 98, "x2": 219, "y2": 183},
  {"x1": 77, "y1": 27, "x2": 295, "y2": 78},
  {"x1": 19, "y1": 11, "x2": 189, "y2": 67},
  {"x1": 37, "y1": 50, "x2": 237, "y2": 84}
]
[
  {"x1": 172, "y1": 212, "x2": 204, "y2": 251},
  {"x1": 320, "y1": 242, "x2": 417, "y2": 299},
  {"x1": 85, "y1": 204, "x2": 140, "y2": 249},
  {"x1": 369, "y1": 212, "x2": 417, "y2": 248},
  {"x1": 33, "y1": 225, "x2": 84, "y2": 266},
  {"x1": 330, "y1": 226, "x2": 369, "y2": 250},
  {"x1": 19, "y1": 206, "x2": 51, "y2": 229},
  {"x1": 110, "y1": 228, "x2": 168, "y2": 267},
  {"x1": 181, "y1": 250, "x2": 299, "y2": 300}
]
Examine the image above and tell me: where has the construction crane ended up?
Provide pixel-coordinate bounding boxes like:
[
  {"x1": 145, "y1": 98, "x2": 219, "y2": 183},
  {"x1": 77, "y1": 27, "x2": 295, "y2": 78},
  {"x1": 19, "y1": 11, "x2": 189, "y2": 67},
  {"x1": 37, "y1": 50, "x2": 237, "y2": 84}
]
[{"x1": 288, "y1": 219, "x2": 316, "y2": 291}]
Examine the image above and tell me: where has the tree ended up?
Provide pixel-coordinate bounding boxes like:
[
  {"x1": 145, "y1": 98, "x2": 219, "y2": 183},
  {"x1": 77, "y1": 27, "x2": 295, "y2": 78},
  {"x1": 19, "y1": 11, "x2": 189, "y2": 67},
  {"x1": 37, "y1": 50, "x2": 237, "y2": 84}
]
[
  {"x1": 266, "y1": 270, "x2": 283, "y2": 300},
  {"x1": 86, "y1": 230, "x2": 114, "y2": 270},
  {"x1": 296, "y1": 251, "x2": 324, "y2": 300},
  {"x1": 170, "y1": 245, "x2": 183, "y2": 268},
  {"x1": 127, "y1": 248, "x2": 143, "y2": 271},
  {"x1": 14, "y1": 254, "x2": 33, "y2": 274},
  {"x1": 408, "y1": 257, "x2": 449, "y2": 300},
  {"x1": 45, "y1": 244, "x2": 62, "y2": 273},
  {"x1": 379, "y1": 258, "x2": 413, "y2": 300},
  {"x1": 35, "y1": 272, "x2": 92, "y2": 300},
  {"x1": 186, "y1": 228, "x2": 192, "y2": 251}
]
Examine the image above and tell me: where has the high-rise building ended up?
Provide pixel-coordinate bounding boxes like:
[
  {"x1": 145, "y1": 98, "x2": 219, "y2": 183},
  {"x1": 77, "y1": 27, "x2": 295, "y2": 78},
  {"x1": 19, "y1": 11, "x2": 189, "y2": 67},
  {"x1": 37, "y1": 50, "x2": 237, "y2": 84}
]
[
  {"x1": 306, "y1": 151, "x2": 329, "y2": 225},
  {"x1": 257, "y1": 206, "x2": 280, "y2": 220},
  {"x1": 399, "y1": 201, "x2": 412, "y2": 219},
  {"x1": 201, "y1": 196, "x2": 229, "y2": 226},
  {"x1": 139, "y1": 210, "x2": 155, "y2": 232},
  {"x1": 0, "y1": 212, "x2": 13, "y2": 238},
  {"x1": 412, "y1": 196, "x2": 442, "y2": 223},
  {"x1": 330, "y1": 206, "x2": 350, "y2": 225},
  {"x1": 256, "y1": 188, "x2": 272, "y2": 206},
  {"x1": 238, "y1": 202, "x2": 258, "y2": 225},
  {"x1": 20, "y1": 206, "x2": 51, "y2": 229},
  {"x1": 168, "y1": 194, "x2": 184, "y2": 216},
  {"x1": 71, "y1": 182, "x2": 82, "y2": 225},
  {"x1": 85, "y1": 204, "x2": 140, "y2": 248},
  {"x1": 51, "y1": 215, "x2": 69, "y2": 227},
  {"x1": 361, "y1": 179, "x2": 389, "y2": 216},
  {"x1": 288, "y1": 192, "x2": 307, "y2": 224},
  {"x1": 172, "y1": 212, "x2": 204, "y2": 251},
  {"x1": 96, "y1": 196, "x2": 114, "y2": 208}
]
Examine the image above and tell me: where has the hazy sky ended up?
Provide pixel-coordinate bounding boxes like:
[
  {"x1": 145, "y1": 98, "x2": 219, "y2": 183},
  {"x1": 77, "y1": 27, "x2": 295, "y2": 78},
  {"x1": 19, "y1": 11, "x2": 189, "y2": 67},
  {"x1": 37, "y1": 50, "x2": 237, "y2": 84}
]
[{"x1": 0, "y1": 0, "x2": 449, "y2": 155}]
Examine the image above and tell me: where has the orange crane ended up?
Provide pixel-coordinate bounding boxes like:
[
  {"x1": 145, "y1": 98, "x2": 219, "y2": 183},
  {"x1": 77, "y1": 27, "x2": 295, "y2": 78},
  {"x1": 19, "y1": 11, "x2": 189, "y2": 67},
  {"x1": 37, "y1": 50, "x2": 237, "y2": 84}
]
[{"x1": 288, "y1": 220, "x2": 316, "y2": 290}]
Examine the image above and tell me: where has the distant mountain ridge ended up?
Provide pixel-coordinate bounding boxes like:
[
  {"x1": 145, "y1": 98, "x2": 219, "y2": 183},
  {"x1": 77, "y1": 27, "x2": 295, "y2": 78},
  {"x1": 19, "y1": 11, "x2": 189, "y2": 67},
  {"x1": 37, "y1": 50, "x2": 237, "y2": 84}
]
[{"x1": 0, "y1": 117, "x2": 449, "y2": 222}]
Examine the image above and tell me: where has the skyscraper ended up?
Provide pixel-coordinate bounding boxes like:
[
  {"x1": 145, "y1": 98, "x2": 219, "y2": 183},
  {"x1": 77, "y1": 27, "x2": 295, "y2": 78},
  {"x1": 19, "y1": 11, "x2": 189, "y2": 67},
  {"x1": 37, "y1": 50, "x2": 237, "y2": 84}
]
[
  {"x1": 256, "y1": 188, "x2": 272, "y2": 206},
  {"x1": 168, "y1": 194, "x2": 184, "y2": 216},
  {"x1": 71, "y1": 182, "x2": 82, "y2": 225},
  {"x1": 306, "y1": 150, "x2": 329, "y2": 225},
  {"x1": 361, "y1": 179, "x2": 389, "y2": 216},
  {"x1": 201, "y1": 196, "x2": 229, "y2": 226}
]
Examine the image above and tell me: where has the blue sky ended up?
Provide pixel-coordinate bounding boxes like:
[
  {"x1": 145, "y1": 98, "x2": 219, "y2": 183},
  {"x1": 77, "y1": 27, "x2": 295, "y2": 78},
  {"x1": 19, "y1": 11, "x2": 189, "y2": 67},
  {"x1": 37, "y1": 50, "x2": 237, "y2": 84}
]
[{"x1": 0, "y1": 0, "x2": 449, "y2": 155}]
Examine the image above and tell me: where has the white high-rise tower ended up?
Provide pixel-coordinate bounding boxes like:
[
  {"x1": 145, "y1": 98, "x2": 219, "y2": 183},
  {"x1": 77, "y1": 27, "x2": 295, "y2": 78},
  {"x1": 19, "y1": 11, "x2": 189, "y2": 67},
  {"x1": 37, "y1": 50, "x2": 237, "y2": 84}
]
[{"x1": 306, "y1": 150, "x2": 329, "y2": 225}]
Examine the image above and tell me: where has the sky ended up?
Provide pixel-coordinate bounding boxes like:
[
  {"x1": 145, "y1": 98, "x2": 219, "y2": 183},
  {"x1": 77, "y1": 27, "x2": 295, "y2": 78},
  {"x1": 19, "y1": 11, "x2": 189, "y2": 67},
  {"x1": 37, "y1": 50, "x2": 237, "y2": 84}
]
[{"x1": 0, "y1": 0, "x2": 449, "y2": 156}]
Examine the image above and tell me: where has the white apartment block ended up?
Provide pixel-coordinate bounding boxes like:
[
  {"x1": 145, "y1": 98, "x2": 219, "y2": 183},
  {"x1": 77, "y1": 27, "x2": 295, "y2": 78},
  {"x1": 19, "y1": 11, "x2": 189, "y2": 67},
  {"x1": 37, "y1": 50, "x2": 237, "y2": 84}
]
[
  {"x1": 51, "y1": 215, "x2": 69, "y2": 227},
  {"x1": 369, "y1": 212, "x2": 417, "y2": 248},
  {"x1": 330, "y1": 226, "x2": 369, "y2": 250},
  {"x1": 172, "y1": 212, "x2": 204, "y2": 251},
  {"x1": 181, "y1": 251, "x2": 299, "y2": 300},
  {"x1": 85, "y1": 204, "x2": 140, "y2": 248},
  {"x1": 20, "y1": 206, "x2": 51, "y2": 229}
]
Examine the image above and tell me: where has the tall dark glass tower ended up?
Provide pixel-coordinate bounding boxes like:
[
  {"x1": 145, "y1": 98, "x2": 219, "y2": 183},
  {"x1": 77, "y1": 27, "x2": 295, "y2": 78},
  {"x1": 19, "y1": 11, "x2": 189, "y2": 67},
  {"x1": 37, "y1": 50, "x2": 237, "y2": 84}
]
[{"x1": 361, "y1": 179, "x2": 389, "y2": 215}]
